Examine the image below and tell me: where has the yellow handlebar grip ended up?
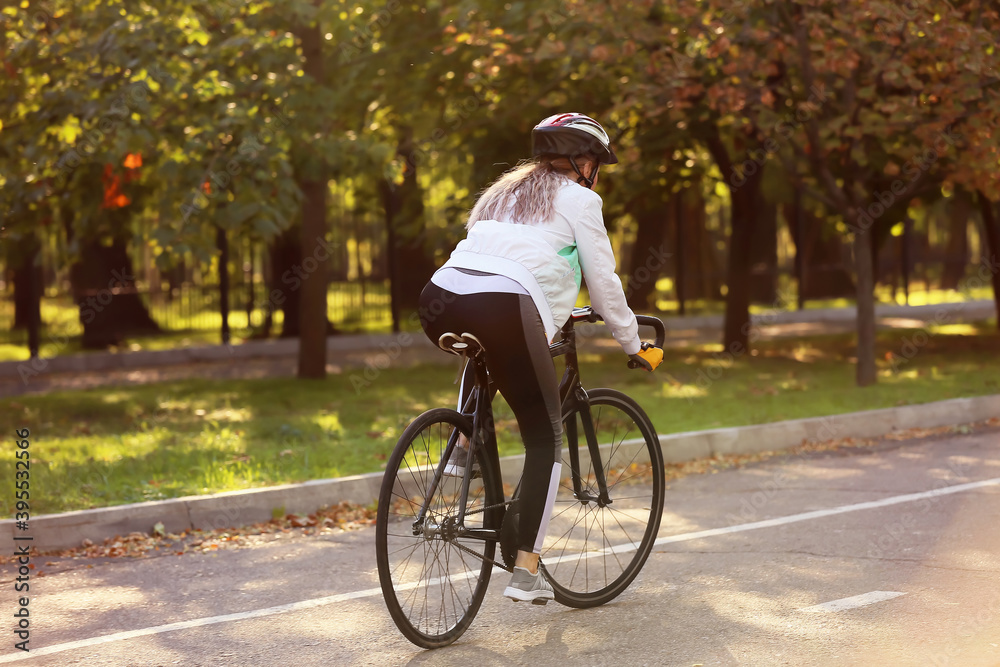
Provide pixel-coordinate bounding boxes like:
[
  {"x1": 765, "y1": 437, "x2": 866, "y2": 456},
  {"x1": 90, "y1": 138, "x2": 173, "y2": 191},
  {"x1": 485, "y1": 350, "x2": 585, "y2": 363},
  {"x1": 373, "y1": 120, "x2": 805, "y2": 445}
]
[{"x1": 638, "y1": 345, "x2": 663, "y2": 371}]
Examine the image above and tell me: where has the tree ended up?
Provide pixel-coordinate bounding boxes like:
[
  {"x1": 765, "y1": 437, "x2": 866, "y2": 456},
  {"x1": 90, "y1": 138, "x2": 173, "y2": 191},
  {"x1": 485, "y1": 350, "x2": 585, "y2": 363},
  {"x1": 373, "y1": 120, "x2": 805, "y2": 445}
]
[
  {"x1": 975, "y1": 192, "x2": 1000, "y2": 328},
  {"x1": 1, "y1": 0, "x2": 311, "y2": 351},
  {"x1": 291, "y1": 0, "x2": 330, "y2": 378},
  {"x1": 759, "y1": 0, "x2": 1000, "y2": 385},
  {"x1": 564, "y1": 1, "x2": 787, "y2": 350}
]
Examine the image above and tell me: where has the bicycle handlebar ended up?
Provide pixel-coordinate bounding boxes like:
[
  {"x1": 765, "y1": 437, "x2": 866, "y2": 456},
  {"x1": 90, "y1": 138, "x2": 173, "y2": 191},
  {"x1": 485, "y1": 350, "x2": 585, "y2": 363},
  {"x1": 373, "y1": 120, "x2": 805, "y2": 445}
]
[
  {"x1": 635, "y1": 314, "x2": 666, "y2": 348},
  {"x1": 569, "y1": 307, "x2": 666, "y2": 349}
]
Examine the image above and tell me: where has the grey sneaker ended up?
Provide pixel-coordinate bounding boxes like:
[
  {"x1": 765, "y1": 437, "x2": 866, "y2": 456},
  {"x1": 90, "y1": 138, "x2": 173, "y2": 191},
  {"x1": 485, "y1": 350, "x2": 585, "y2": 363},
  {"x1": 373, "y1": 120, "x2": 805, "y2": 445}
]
[
  {"x1": 443, "y1": 444, "x2": 480, "y2": 478},
  {"x1": 504, "y1": 566, "x2": 554, "y2": 604}
]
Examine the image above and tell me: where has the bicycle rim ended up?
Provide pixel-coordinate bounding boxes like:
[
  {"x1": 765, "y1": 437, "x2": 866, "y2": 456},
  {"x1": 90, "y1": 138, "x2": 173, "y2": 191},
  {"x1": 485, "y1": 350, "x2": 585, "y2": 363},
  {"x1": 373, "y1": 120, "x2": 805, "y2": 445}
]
[
  {"x1": 375, "y1": 408, "x2": 502, "y2": 648},
  {"x1": 542, "y1": 388, "x2": 664, "y2": 607}
]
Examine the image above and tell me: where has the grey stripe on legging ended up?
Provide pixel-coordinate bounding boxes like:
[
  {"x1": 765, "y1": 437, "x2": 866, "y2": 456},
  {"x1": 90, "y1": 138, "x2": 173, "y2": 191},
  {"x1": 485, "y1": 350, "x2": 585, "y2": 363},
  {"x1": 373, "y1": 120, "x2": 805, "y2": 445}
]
[{"x1": 517, "y1": 294, "x2": 563, "y2": 553}]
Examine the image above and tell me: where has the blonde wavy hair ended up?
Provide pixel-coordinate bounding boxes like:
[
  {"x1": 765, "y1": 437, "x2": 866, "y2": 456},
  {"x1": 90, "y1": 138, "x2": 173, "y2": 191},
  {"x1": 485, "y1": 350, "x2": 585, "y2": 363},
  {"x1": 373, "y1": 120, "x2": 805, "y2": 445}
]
[{"x1": 466, "y1": 155, "x2": 595, "y2": 229}]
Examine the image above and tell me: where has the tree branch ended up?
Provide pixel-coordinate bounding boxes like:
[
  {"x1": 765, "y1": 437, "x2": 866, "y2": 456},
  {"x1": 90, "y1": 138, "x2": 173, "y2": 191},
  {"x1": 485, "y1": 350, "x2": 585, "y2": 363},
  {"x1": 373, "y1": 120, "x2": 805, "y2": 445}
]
[{"x1": 790, "y1": 14, "x2": 853, "y2": 215}]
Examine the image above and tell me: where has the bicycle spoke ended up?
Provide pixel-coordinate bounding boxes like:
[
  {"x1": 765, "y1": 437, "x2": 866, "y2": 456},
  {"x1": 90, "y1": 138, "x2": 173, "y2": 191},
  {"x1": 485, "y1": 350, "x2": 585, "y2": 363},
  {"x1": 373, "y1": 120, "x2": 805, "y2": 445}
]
[
  {"x1": 377, "y1": 409, "x2": 500, "y2": 648},
  {"x1": 599, "y1": 504, "x2": 629, "y2": 574},
  {"x1": 541, "y1": 392, "x2": 663, "y2": 607}
]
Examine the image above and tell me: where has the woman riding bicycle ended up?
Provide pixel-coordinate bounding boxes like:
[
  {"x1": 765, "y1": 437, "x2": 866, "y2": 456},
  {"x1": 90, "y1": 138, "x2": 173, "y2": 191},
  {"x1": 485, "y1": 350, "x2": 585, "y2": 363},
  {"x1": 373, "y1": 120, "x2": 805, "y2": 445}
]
[{"x1": 418, "y1": 112, "x2": 652, "y2": 604}]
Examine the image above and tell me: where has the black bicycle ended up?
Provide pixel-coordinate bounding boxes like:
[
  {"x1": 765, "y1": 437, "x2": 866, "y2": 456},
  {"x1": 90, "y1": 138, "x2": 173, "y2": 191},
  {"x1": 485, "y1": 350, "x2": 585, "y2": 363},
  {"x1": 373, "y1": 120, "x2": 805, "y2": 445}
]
[{"x1": 375, "y1": 307, "x2": 666, "y2": 648}]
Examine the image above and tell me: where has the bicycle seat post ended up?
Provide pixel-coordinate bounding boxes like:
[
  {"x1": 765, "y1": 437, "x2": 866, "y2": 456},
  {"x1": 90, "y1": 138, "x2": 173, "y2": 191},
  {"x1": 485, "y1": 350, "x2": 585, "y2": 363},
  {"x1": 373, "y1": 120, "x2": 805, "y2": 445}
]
[{"x1": 436, "y1": 332, "x2": 493, "y2": 533}]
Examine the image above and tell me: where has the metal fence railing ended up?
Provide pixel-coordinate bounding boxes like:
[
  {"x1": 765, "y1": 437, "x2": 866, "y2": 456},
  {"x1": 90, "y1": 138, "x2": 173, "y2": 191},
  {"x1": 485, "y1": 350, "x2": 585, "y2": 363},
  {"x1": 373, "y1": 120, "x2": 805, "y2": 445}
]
[{"x1": 0, "y1": 281, "x2": 395, "y2": 351}]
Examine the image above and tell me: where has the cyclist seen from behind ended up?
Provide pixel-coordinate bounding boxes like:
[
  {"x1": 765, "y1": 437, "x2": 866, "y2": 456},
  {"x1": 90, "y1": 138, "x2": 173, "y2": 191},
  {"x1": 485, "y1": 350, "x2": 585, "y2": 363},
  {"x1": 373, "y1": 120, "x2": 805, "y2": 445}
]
[{"x1": 418, "y1": 112, "x2": 653, "y2": 604}]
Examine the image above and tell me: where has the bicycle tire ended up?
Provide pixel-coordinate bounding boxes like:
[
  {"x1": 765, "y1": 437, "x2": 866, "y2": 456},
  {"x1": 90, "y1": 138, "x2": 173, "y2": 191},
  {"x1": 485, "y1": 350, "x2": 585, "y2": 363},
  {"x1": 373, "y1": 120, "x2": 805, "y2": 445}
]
[
  {"x1": 375, "y1": 408, "x2": 503, "y2": 649},
  {"x1": 541, "y1": 388, "x2": 664, "y2": 608}
]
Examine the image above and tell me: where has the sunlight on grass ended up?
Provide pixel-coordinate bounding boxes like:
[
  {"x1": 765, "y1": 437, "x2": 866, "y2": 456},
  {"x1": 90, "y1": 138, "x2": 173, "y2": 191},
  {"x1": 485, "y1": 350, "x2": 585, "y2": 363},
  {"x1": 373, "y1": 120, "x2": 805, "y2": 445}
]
[
  {"x1": 789, "y1": 344, "x2": 827, "y2": 363},
  {"x1": 314, "y1": 413, "x2": 345, "y2": 437},
  {"x1": 1, "y1": 325, "x2": 998, "y2": 515},
  {"x1": 659, "y1": 382, "x2": 708, "y2": 399},
  {"x1": 927, "y1": 323, "x2": 981, "y2": 336},
  {"x1": 202, "y1": 407, "x2": 251, "y2": 422}
]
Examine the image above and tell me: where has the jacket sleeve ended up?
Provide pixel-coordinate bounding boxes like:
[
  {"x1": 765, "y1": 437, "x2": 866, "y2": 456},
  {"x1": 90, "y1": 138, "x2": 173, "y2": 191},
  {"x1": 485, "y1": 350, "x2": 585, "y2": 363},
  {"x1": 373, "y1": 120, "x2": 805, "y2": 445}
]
[{"x1": 573, "y1": 193, "x2": 641, "y2": 355}]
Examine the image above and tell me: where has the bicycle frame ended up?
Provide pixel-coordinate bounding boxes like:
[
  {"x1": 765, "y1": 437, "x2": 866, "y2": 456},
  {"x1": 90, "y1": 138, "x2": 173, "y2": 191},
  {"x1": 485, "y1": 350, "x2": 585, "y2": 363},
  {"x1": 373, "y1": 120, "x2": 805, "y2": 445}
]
[
  {"x1": 411, "y1": 347, "x2": 501, "y2": 542},
  {"x1": 412, "y1": 306, "x2": 664, "y2": 546},
  {"x1": 551, "y1": 313, "x2": 613, "y2": 506}
]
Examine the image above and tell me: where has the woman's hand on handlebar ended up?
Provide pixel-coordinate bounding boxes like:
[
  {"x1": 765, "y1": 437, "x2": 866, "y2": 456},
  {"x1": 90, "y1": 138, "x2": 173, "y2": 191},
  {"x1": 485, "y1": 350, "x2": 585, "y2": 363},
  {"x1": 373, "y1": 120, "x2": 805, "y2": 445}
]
[
  {"x1": 628, "y1": 352, "x2": 653, "y2": 371},
  {"x1": 627, "y1": 342, "x2": 663, "y2": 371}
]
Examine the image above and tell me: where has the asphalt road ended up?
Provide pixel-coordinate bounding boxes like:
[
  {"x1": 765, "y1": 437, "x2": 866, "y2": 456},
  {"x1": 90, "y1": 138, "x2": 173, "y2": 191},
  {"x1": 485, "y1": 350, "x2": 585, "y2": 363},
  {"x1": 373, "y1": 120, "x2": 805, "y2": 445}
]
[{"x1": 3, "y1": 427, "x2": 999, "y2": 667}]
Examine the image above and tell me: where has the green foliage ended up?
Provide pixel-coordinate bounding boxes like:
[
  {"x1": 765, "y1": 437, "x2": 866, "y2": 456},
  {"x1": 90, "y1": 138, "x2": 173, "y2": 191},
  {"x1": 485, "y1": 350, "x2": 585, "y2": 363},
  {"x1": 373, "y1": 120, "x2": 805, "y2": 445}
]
[
  {"x1": 4, "y1": 1, "x2": 997, "y2": 253},
  {"x1": 1, "y1": 0, "x2": 998, "y2": 372}
]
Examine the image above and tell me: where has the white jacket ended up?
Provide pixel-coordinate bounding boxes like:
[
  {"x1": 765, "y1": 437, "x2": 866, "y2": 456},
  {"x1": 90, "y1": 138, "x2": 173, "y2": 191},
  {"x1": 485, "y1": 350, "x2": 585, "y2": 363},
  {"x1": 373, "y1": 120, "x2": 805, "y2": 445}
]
[{"x1": 439, "y1": 179, "x2": 641, "y2": 355}]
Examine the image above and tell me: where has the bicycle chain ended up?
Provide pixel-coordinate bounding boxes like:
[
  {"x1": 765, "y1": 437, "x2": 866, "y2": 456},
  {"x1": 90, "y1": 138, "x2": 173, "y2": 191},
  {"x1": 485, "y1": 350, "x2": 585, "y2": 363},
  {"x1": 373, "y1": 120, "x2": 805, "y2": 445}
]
[
  {"x1": 443, "y1": 499, "x2": 513, "y2": 573},
  {"x1": 451, "y1": 533, "x2": 512, "y2": 573}
]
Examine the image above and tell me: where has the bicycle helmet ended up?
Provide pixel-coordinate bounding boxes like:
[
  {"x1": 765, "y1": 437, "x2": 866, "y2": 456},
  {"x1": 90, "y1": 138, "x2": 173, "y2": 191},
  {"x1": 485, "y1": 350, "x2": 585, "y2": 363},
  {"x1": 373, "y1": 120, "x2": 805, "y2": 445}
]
[{"x1": 531, "y1": 113, "x2": 618, "y2": 188}]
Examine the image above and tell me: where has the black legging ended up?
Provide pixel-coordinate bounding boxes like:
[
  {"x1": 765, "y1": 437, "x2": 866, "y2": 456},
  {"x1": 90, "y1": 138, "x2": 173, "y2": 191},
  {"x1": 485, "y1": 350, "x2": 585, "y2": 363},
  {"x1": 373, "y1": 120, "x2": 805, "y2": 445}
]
[{"x1": 419, "y1": 281, "x2": 562, "y2": 554}]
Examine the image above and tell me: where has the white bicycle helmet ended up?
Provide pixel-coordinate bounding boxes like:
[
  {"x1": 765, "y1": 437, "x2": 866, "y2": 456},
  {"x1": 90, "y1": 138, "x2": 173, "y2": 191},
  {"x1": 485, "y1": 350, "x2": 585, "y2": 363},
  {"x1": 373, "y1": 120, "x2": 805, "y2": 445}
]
[
  {"x1": 531, "y1": 113, "x2": 618, "y2": 165},
  {"x1": 531, "y1": 112, "x2": 617, "y2": 188}
]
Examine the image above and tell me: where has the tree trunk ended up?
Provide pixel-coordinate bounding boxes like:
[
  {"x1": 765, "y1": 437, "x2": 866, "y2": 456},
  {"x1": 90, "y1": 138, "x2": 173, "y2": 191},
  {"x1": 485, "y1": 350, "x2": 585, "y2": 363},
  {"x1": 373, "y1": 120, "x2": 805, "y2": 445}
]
[
  {"x1": 786, "y1": 203, "x2": 855, "y2": 299},
  {"x1": 975, "y1": 191, "x2": 1000, "y2": 330},
  {"x1": 244, "y1": 240, "x2": 256, "y2": 323},
  {"x1": 705, "y1": 125, "x2": 763, "y2": 350},
  {"x1": 748, "y1": 198, "x2": 778, "y2": 304},
  {"x1": 941, "y1": 190, "x2": 971, "y2": 290},
  {"x1": 298, "y1": 175, "x2": 328, "y2": 378},
  {"x1": 290, "y1": 1, "x2": 330, "y2": 377},
  {"x1": 723, "y1": 174, "x2": 763, "y2": 350},
  {"x1": 70, "y1": 236, "x2": 161, "y2": 349},
  {"x1": 269, "y1": 225, "x2": 303, "y2": 337},
  {"x1": 867, "y1": 199, "x2": 913, "y2": 341},
  {"x1": 165, "y1": 257, "x2": 184, "y2": 302},
  {"x1": 380, "y1": 126, "x2": 435, "y2": 330},
  {"x1": 216, "y1": 224, "x2": 231, "y2": 344},
  {"x1": 625, "y1": 203, "x2": 669, "y2": 310},
  {"x1": 267, "y1": 224, "x2": 335, "y2": 341},
  {"x1": 791, "y1": 190, "x2": 806, "y2": 309},
  {"x1": 383, "y1": 192, "x2": 401, "y2": 333},
  {"x1": 11, "y1": 234, "x2": 42, "y2": 333},
  {"x1": 681, "y1": 186, "x2": 723, "y2": 300},
  {"x1": 853, "y1": 229, "x2": 877, "y2": 386},
  {"x1": 900, "y1": 216, "x2": 912, "y2": 304},
  {"x1": 674, "y1": 193, "x2": 686, "y2": 314}
]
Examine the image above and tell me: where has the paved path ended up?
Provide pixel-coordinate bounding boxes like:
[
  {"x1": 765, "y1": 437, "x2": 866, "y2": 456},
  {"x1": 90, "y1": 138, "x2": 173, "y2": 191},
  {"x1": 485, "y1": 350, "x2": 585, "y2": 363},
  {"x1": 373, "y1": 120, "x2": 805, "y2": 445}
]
[
  {"x1": 1, "y1": 301, "x2": 993, "y2": 397},
  {"x1": 2, "y1": 426, "x2": 998, "y2": 665}
]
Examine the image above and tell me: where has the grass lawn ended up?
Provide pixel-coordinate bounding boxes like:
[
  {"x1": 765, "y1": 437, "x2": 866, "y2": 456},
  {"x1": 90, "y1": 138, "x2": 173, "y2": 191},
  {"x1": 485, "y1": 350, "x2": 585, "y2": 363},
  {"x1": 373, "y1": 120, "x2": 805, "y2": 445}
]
[{"x1": 3, "y1": 323, "x2": 998, "y2": 516}]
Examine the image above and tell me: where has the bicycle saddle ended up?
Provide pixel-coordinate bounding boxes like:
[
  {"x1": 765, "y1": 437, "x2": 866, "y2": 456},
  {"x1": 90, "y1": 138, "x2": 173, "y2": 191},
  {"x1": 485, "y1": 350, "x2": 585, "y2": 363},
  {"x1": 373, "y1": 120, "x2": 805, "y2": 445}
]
[{"x1": 437, "y1": 332, "x2": 485, "y2": 357}]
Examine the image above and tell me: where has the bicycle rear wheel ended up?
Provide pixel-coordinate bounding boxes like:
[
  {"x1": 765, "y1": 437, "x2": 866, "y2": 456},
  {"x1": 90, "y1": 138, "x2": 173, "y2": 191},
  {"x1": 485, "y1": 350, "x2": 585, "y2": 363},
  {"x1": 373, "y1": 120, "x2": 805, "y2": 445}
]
[
  {"x1": 376, "y1": 408, "x2": 503, "y2": 648},
  {"x1": 542, "y1": 388, "x2": 664, "y2": 608}
]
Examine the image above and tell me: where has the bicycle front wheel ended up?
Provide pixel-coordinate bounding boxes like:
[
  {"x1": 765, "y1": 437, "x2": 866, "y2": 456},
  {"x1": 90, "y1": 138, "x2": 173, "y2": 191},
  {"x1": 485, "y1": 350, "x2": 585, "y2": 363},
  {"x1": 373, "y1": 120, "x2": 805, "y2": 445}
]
[
  {"x1": 375, "y1": 408, "x2": 503, "y2": 649},
  {"x1": 542, "y1": 388, "x2": 664, "y2": 608}
]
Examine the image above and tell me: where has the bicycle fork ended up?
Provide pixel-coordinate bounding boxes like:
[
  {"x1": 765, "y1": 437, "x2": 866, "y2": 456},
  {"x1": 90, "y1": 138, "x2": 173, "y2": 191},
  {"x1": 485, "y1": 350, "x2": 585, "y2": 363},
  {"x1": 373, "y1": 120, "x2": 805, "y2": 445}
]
[{"x1": 565, "y1": 386, "x2": 613, "y2": 507}]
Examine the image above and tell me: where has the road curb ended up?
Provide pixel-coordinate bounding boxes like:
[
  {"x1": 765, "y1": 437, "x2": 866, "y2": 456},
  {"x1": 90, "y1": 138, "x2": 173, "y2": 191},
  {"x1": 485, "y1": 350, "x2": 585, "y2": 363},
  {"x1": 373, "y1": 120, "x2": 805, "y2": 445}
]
[{"x1": 3, "y1": 393, "x2": 998, "y2": 552}]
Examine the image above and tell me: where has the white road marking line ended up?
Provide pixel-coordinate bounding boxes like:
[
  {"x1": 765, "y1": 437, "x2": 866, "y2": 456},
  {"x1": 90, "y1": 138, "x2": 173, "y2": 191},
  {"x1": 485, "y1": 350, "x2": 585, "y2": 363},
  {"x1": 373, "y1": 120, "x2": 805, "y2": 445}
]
[
  {"x1": 2, "y1": 475, "x2": 998, "y2": 664},
  {"x1": 651, "y1": 476, "x2": 1000, "y2": 549},
  {"x1": 0, "y1": 586, "x2": 386, "y2": 664},
  {"x1": 799, "y1": 591, "x2": 907, "y2": 613}
]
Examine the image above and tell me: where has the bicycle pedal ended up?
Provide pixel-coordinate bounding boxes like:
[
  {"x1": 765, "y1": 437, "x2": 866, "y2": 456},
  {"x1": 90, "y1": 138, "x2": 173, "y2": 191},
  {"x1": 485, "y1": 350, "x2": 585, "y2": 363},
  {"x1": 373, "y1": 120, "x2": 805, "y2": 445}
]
[{"x1": 531, "y1": 598, "x2": 549, "y2": 606}]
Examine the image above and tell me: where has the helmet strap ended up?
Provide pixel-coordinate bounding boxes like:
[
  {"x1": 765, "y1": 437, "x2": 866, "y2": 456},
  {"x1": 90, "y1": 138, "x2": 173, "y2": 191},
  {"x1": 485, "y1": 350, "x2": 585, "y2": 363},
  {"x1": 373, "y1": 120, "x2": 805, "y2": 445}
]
[{"x1": 568, "y1": 156, "x2": 594, "y2": 189}]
